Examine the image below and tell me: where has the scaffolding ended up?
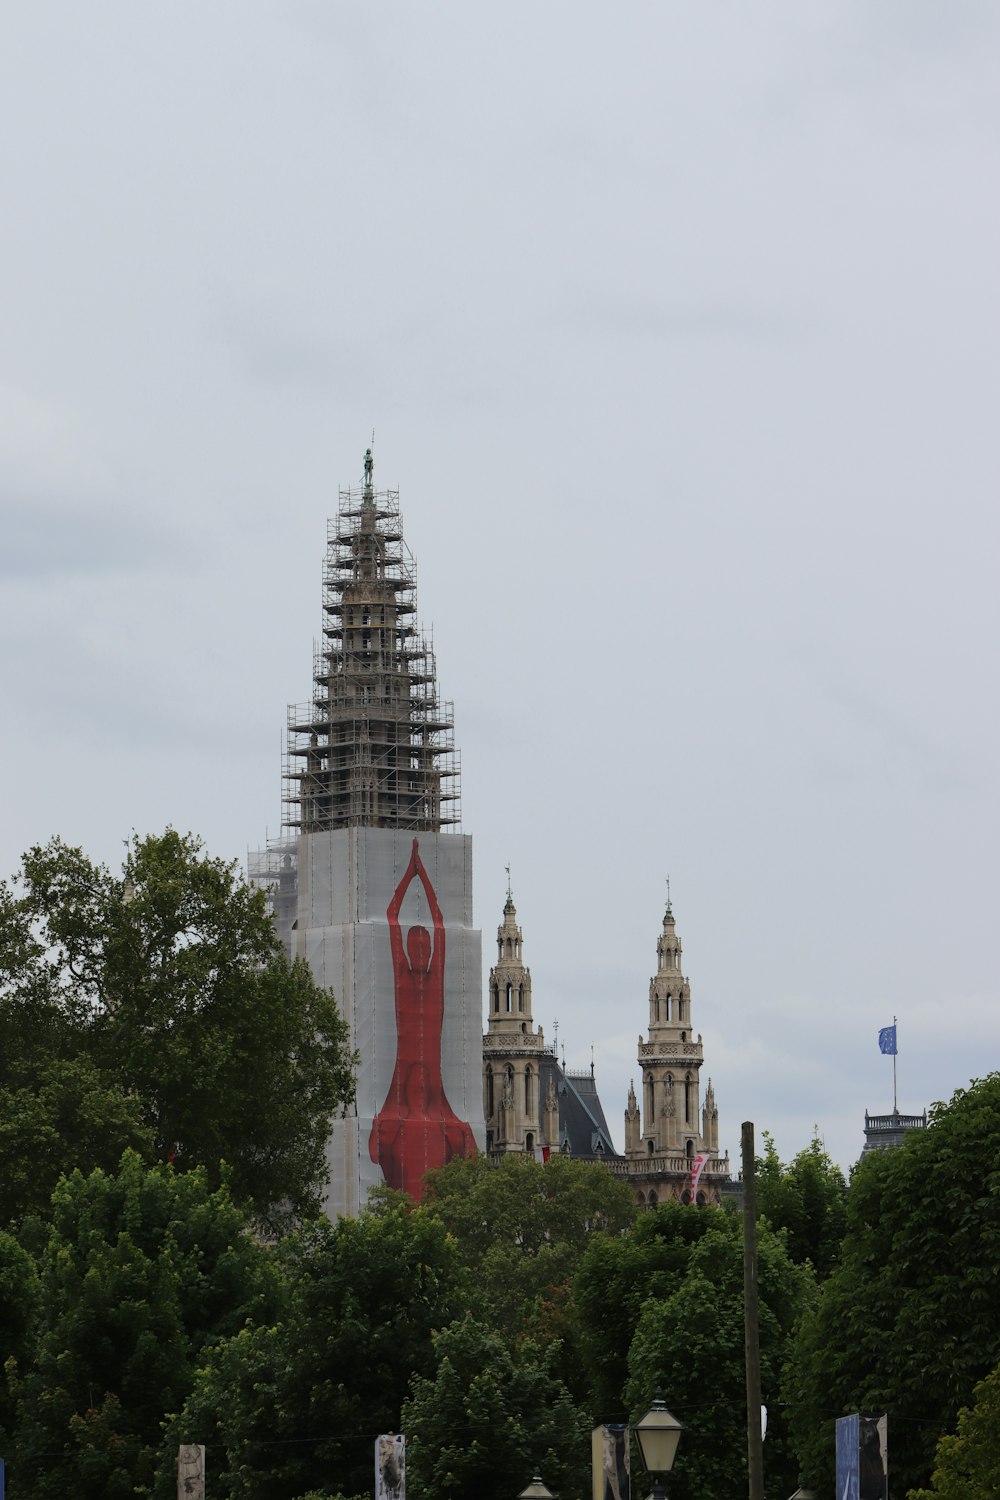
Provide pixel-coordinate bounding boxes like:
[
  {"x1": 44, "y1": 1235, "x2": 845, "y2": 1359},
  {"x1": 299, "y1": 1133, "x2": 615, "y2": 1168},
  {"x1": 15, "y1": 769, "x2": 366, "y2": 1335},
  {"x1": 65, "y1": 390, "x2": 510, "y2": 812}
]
[{"x1": 282, "y1": 459, "x2": 461, "y2": 834}]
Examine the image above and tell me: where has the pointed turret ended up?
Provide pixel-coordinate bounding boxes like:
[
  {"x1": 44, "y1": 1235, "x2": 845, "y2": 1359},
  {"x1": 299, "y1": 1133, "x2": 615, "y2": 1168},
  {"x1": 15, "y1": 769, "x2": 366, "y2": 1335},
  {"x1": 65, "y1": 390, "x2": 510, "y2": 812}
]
[
  {"x1": 483, "y1": 878, "x2": 546, "y2": 1155},
  {"x1": 625, "y1": 894, "x2": 729, "y2": 1206}
]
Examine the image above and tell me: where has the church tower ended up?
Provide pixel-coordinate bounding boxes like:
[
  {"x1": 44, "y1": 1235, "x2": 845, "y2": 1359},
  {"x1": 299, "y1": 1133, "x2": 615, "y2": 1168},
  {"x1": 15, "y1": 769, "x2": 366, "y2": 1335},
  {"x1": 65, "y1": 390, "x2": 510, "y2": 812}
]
[
  {"x1": 624, "y1": 895, "x2": 729, "y2": 1206},
  {"x1": 482, "y1": 879, "x2": 550, "y2": 1156},
  {"x1": 253, "y1": 449, "x2": 484, "y2": 1216}
]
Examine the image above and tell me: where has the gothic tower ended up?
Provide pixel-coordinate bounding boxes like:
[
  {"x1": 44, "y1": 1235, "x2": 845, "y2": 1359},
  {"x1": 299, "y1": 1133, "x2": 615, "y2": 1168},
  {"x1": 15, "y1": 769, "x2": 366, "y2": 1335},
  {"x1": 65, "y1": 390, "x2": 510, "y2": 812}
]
[
  {"x1": 482, "y1": 878, "x2": 550, "y2": 1156},
  {"x1": 624, "y1": 896, "x2": 729, "y2": 1206},
  {"x1": 253, "y1": 450, "x2": 484, "y2": 1215}
]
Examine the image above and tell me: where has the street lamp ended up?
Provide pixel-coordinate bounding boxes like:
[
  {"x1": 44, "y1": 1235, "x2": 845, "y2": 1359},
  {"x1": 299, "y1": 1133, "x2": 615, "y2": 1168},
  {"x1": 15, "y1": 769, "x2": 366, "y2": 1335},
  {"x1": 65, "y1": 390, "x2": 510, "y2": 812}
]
[
  {"x1": 634, "y1": 1388, "x2": 684, "y2": 1500},
  {"x1": 518, "y1": 1475, "x2": 554, "y2": 1500}
]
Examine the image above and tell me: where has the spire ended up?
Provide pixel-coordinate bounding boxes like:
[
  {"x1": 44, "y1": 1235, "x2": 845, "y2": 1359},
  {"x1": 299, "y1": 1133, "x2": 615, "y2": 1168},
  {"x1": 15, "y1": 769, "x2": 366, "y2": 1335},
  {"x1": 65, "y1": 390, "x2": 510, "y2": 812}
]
[
  {"x1": 282, "y1": 449, "x2": 460, "y2": 832},
  {"x1": 487, "y1": 888, "x2": 533, "y2": 1033}
]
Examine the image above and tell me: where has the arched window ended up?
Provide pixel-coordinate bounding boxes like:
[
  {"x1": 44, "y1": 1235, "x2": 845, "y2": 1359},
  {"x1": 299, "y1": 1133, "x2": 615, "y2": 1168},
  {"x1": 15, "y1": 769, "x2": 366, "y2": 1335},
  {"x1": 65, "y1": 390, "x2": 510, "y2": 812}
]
[
  {"x1": 648, "y1": 1190, "x2": 658, "y2": 1207},
  {"x1": 696, "y1": 1191, "x2": 707, "y2": 1207},
  {"x1": 525, "y1": 1067, "x2": 533, "y2": 1116},
  {"x1": 666, "y1": 993, "x2": 672, "y2": 1020},
  {"x1": 486, "y1": 1069, "x2": 494, "y2": 1116},
  {"x1": 647, "y1": 1138, "x2": 654, "y2": 1155},
  {"x1": 685, "y1": 1073, "x2": 693, "y2": 1122},
  {"x1": 506, "y1": 982, "x2": 512, "y2": 1013},
  {"x1": 525, "y1": 1131, "x2": 534, "y2": 1154},
  {"x1": 492, "y1": 984, "x2": 499, "y2": 1013},
  {"x1": 518, "y1": 984, "x2": 524, "y2": 1012},
  {"x1": 685, "y1": 1138, "x2": 694, "y2": 1159},
  {"x1": 636, "y1": 1191, "x2": 646, "y2": 1206}
]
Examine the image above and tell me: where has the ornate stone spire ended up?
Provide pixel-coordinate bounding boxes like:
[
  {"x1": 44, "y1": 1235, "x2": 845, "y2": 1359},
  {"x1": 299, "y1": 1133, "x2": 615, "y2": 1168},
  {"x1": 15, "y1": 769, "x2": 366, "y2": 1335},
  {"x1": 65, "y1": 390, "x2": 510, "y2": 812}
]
[
  {"x1": 483, "y1": 882, "x2": 546, "y2": 1155},
  {"x1": 624, "y1": 896, "x2": 729, "y2": 1205}
]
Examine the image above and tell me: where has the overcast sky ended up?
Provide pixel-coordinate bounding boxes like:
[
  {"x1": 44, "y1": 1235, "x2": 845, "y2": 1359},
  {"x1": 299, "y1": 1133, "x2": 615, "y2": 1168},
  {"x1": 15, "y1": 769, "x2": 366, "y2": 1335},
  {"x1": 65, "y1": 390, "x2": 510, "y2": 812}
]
[{"x1": 2, "y1": 3, "x2": 998, "y2": 1173}]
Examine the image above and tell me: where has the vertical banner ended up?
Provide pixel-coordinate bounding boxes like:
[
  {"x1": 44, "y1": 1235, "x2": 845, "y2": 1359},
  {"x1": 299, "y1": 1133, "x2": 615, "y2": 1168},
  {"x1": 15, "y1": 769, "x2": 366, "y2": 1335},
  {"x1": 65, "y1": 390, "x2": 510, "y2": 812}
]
[
  {"x1": 591, "y1": 1425, "x2": 629, "y2": 1500},
  {"x1": 177, "y1": 1444, "x2": 205, "y2": 1499},
  {"x1": 859, "y1": 1415, "x2": 888, "y2": 1500},
  {"x1": 0, "y1": 1456, "x2": 5, "y2": 1500},
  {"x1": 376, "y1": 1433, "x2": 406, "y2": 1500},
  {"x1": 690, "y1": 1150, "x2": 711, "y2": 1202},
  {"x1": 835, "y1": 1414, "x2": 860, "y2": 1500},
  {"x1": 300, "y1": 828, "x2": 485, "y2": 1217}
]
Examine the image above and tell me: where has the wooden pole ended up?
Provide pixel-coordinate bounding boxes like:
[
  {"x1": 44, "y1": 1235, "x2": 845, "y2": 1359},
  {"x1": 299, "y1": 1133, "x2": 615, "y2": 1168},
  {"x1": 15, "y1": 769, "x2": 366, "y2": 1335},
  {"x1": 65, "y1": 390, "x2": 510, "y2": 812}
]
[{"x1": 742, "y1": 1121, "x2": 764, "y2": 1500}]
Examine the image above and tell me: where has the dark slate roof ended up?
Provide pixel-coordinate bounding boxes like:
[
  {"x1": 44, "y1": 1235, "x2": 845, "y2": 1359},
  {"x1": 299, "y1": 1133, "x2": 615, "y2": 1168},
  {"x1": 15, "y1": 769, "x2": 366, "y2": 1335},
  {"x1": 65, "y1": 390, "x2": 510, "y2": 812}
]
[{"x1": 540, "y1": 1055, "x2": 622, "y2": 1162}]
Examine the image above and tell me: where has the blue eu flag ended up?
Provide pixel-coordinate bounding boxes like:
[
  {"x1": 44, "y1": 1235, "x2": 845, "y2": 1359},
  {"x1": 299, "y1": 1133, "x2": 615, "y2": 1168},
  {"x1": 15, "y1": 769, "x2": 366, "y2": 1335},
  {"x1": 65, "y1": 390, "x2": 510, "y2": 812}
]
[{"x1": 879, "y1": 1025, "x2": 897, "y2": 1056}]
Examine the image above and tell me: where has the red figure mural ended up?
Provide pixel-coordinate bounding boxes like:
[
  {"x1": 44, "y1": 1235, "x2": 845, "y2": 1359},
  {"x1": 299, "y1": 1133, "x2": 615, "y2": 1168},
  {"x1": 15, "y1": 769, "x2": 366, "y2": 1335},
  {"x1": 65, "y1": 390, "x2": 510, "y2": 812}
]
[{"x1": 369, "y1": 838, "x2": 476, "y2": 1198}]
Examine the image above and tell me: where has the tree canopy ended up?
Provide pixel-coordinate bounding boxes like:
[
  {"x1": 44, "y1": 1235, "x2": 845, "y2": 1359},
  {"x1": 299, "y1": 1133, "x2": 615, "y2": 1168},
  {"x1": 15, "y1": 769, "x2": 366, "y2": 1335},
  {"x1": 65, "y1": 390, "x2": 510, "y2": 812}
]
[
  {"x1": 785, "y1": 1073, "x2": 1000, "y2": 1496},
  {"x1": 0, "y1": 830, "x2": 356, "y2": 1228},
  {"x1": 4, "y1": 1153, "x2": 282, "y2": 1500},
  {"x1": 755, "y1": 1131, "x2": 847, "y2": 1280}
]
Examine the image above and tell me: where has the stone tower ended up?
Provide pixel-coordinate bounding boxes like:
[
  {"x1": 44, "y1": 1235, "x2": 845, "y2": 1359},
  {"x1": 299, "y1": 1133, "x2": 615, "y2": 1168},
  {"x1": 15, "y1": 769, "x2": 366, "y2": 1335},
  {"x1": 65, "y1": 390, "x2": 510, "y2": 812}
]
[
  {"x1": 482, "y1": 879, "x2": 550, "y2": 1156},
  {"x1": 252, "y1": 449, "x2": 484, "y2": 1215},
  {"x1": 624, "y1": 897, "x2": 729, "y2": 1206}
]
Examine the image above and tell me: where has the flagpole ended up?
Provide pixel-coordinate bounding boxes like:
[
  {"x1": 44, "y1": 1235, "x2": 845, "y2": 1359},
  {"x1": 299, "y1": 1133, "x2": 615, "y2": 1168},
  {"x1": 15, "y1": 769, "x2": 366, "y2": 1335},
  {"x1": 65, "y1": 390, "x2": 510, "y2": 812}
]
[{"x1": 893, "y1": 1013, "x2": 898, "y2": 1114}]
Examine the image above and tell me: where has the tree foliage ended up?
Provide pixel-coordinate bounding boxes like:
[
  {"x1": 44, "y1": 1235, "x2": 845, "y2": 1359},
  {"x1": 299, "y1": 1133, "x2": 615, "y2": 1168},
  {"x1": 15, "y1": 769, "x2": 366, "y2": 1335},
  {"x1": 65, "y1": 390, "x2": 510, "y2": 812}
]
[
  {"x1": 4, "y1": 1152, "x2": 281, "y2": 1500},
  {"x1": 160, "y1": 1196, "x2": 464, "y2": 1500},
  {"x1": 623, "y1": 1213, "x2": 813, "y2": 1500},
  {"x1": 755, "y1": 1131, "x2": 847, "y2": 1280},
  {"x1": 786, "y1": 1074, "x2": 1000, "y2": 1497},
  {"x1": 909, "y1": 1363, "x2": 1000, "y2": 1500},
  {"x1": 402, "y1": 1318, "x2": 591, "y2": 1500},
  {"x1": 0, "y1": 830, "x2": 356, "y2": 1227}
]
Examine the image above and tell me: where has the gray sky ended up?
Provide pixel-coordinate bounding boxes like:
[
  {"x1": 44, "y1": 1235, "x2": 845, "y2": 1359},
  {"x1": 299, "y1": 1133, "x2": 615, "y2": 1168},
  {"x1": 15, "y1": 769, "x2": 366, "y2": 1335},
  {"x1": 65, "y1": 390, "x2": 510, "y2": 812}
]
[{"x1": 2, "y1": 2, "x2": 998, "y2": 1172}]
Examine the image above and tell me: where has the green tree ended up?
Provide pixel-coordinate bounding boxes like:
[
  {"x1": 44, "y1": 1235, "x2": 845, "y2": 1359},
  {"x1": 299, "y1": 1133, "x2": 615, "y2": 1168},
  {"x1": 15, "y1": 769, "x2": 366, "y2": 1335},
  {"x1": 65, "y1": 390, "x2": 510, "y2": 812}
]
[
  {"x1": 0, "y1": 1229, "x2": 39, "y2": 1442},
  {"x1": 786, "y1": 1074, "x2": 1000, "y2": 1497},
  {"x1": 624, "y1": 1215, "x2": 812, "y2": 1500},
  {"x1": 755, "y1": 1131, "x2": 847, "y2": 1279},
  {"x1": 402, "y1": 1318, "x2": 591, "y2": 1500},
  {"x1": 1, "y1": 830, "x2": 356, "y2": 1227},
  {"x1": 909, "y1": 1363, "x2": 1000, "y2": 1500},
  {"x1": 575, "y1": 1200, "x2": 728, "y2": 1421},
  {"x1": 6, "y1": 1152, "x2": 282, "y2": 1500},
  {"x1": 0, "y1": 1056, "x2": 154, "y2": 1224},
  {"x1": 422, "y1": 1152, "x2": 635, "y2": 1341},
  {"x1": 159, "y1": 1196, "x2": 464, "y2": 1500}
]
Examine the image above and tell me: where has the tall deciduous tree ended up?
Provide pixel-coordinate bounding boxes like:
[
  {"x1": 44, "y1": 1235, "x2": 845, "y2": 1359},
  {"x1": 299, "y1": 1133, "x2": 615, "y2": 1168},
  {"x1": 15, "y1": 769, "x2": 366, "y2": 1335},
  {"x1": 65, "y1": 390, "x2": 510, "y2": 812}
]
[
  {"x1": 910, "y1": 1363, "x2": 1000, "y2": 1500},
  {"x1": 5, "y1": 1153, "x2": 282, "y2": 1500},
  {"x1": 158, "y1": 1196, "x2": 464, "y2": 1500},
  {"x1": 785, "y1": 1073, "x2": 1000, "y2": 1497},
  {"x1": 1, "y1": 830, "x2": 356, "y2": 1227},
  {"x1": 402, "y1": 1318, "x2": 591, "y2": 1500},
  {"x1": 755, "y1": 1131, "x2": 847, "y2": 1279},
  {"x1": 624, "y1": 1215, "x2": 812, "y2": 1500}
]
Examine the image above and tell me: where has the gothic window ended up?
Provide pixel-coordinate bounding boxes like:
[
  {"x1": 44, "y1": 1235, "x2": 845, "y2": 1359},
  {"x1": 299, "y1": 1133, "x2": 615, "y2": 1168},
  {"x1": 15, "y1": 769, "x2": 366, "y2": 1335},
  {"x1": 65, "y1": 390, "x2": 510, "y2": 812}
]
[
  {"x1": 686, "y1": 1138, "x2": 694, "y2": 1158},
  {"x1": 525, "y1": 1067, "x2": 533, "y2": 1115},
  {"x1": 648, "y1": 1190, "x2": 658, "y2": 1207},
  {"x1": 685, "y1": 1073, "x2": 693, "y2": 1122},
  {"x1": 486, "y1": 1070, "x2": 494, "y2": 1116},
  {"x1": 666, "y1": 993, "x2": 672, "y2": 1020},
  {"x1": 492, "y1": 984, "x2": 499, "y2": 1013},
  {"x1": 636, "y1": 1191, "x2": 646, "y2": 1206},
  {"x1": 506, "y1": 982, "x2": 512, "y2": 1012},
  {"x1": 518, "y1": 984, "x2": 524, "y2": 1012},
  {"x1": 654, "y1": 996, "x2": 659, "y2": 1022},
  {"x1": 647, "y1": 1139, "x2": 654, "y2": 1155},
  {"x1": 525, "y1": 1132, "x2": 534, "y2": 1153}
]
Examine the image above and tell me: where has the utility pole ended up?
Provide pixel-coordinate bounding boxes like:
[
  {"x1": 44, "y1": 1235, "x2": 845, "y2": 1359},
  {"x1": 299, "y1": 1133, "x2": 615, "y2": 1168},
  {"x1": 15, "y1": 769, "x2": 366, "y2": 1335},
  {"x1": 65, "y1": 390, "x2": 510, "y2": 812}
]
[{"x1": 742, "y1": 1121, "x2": 764, "y2": 1500}]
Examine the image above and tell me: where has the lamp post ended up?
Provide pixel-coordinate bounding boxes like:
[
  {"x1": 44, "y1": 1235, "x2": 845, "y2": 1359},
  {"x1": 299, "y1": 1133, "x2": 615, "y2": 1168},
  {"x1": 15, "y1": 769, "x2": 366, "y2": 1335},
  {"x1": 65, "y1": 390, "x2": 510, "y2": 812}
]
[
  {"x1": 634, "y1": 1388, "x2": 684, "y2": 1500},
  {"x1": 518, "y1": 1475, "x2": 554, "y2": 1500}
]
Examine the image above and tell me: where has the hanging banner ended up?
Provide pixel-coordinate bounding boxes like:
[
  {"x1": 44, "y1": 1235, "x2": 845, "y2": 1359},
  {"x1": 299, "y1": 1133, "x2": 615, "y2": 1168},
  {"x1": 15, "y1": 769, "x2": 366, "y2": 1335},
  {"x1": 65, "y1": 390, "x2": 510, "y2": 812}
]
[
  {"x1": 297, "y1": 828, "x2": 485, "y2": 1216},
  {"x1": 690, "y1": 1150, "x2": 711, "y2": 1202},
  {"x1": 591, "y1": 1425, "x2": 629, "y2": 1500},
  {"x1": 375, "y1": 1433, "x2": 406, "y2": 1500},
  {"x1": 177, "y1": 1445, "x2": 205, "y2": 1500}
]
